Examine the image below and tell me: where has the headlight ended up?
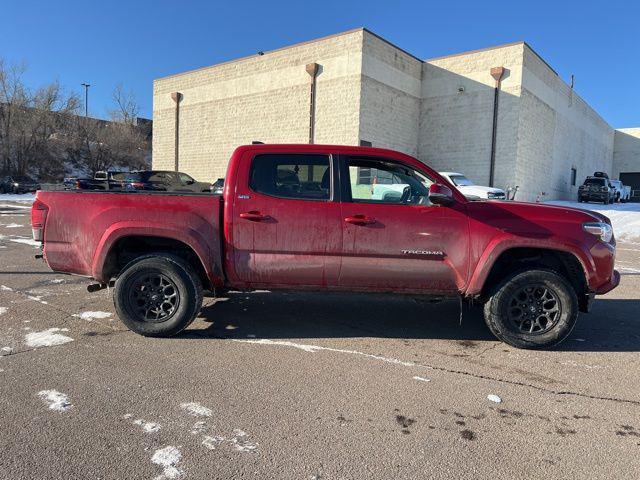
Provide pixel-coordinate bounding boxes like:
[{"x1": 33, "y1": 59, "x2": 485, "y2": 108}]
[
  {"x1": 583, "y1": 222, "x2": 613, "y2": 243},
  {"x1": 13, "y1": 182, "x2": 19, "y2": 187}
]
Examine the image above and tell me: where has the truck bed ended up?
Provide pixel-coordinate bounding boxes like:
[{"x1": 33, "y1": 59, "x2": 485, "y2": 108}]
[{"x1": 35, "y1": 190, "x2": 223, "y2": 285}]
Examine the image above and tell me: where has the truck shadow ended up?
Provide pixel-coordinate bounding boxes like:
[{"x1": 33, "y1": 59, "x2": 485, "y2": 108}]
[{"x1": 187, "y1": 292, "x2": 640, "y2": 352}]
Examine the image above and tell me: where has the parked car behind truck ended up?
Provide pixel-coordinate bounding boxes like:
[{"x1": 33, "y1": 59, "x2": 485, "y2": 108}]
[
  {"x1": 438, "y1": 172, "x2": 506, "y2": 200},
  {"x1": 578, "y1": 176, "x2": 615, "y2": 204},
  {"x1": 609, "y1": 180, "x2": 631, "y2": 203},
  {"x1": 1, "y1": 175, "x2": 40, "y2": 193},
  {"x1": 32, "y1": 144, "x2": 619, "y2": 349}
]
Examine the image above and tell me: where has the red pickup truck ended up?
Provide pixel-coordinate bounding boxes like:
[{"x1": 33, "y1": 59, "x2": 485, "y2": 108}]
[{"x1": 31, "y1": 144, "x2": 619, "y2": 349}]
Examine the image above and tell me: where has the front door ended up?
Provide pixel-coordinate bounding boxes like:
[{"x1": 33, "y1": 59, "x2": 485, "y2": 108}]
[
  {"x1": 231, "y1": 152, "x2": 342, "y2": 287},
  {"x1": 338, "y1": 156, "x2": 469, "y2": 293}
]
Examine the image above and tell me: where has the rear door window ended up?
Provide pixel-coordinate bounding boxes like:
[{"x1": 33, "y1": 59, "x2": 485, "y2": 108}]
[{"x1": 249, "y1": 154, "x2": 331, "y2": 200}]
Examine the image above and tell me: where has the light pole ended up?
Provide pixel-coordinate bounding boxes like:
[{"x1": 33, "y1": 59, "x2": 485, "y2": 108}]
[{"x1": 81, "y1": 83, "x2": 91, "y2": 117}]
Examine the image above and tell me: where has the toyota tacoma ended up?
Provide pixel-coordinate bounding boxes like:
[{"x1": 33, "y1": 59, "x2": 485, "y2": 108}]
[{"x1": 31, "y1": 144, "x2": 619, "y2": 349}]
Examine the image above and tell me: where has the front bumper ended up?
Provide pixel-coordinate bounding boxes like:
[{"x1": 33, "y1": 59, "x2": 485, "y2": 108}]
[{"x1": 595, "y1": 269, "x2": 620, "y2": 295}]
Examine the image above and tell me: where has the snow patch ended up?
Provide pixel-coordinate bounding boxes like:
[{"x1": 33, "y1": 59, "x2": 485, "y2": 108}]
[
  {"x1": 0, "y1": 307, "x2": 7, "y2": 316},
  {"x1": 413, "y1": 376, "x2": 431, "y2": 383},
  {"x1": 49, "y1": 279, "x2": 65, "y2": 284},
  {"x1": 487, "y1": 394, "x2": 502, "y2": 403},
  {"x1": 202, "y1": 435, "x2": 225, "y2": 450},
  {"x1": 190, "y1": 421, "x2": 207, "y2": 435},
  {"x1": 133, "y1": 418, "x2": 161, "y2": 433},
  {"x1": 27, "y1": 295, "x2": 48, "y2": 305},
  {"x1": 1, "y1": 285, "x2": 13, "y2": 291},
  {"x1": 25, "y1": 328, "x2": 73, "y2": 347},
  {"x1": 38, "y1": 390, "x2": 72, "y2": 412},
  {"x1": 74, "y1": 311, "x2": 112, "y2": 321},
  {"x1": 151, "y1": 446, "x2": 183, "y2": 479},
  {"x1": 234, "y1": 338, "x2": 416, "y2": 367},
  {"x1": 1, "y1": 346, "x2": 13, "y2": 354},
  {"x1": 0, "y1": 194, "x2": 35, "y2": 204},
  {"x1": 180, "y1": 402, "x2": 212, "y2": 417},
  {"x1": 1, "y1": 223, "x2": 22, "y2": 228},
  {"x1": 201, "y1": 429, "x2": 258, "y2": 453}
]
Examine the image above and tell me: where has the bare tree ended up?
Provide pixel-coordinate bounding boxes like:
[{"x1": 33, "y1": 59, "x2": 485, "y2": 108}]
[
  {"x1": 0, "y1": 58, "x2": 80, "y2": 179},
  {"x1": 1, "y1": 58, "x2": 149, "y2": 180},
  {"x1": 68, "y1": 84, "x2": 149, "y2": 174}
]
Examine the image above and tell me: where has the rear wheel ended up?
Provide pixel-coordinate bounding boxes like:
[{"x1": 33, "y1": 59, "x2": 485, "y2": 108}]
[
  {"x1": 483, "y1": 270, "x2": 578, "y2": 349},
  {"x1": 114, "y1": 254, "x2": 202, "y2": 337}
]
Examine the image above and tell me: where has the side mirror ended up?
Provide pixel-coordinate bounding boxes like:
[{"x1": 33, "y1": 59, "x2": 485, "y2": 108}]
[{"x1": 428, "y1": 183, "x2": 454, "y2": 206}]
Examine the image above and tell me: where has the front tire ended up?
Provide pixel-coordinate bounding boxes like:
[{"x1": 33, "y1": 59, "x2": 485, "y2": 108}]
[
  {"x1": 483, "y1": 270, "x2": 578, "y2": 349},
  {"x1": 114, "y1": 254, "x2": 203, "y2": 337}
]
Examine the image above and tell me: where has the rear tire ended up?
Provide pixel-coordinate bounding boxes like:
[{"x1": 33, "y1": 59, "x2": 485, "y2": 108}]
[
  {"x1": 483, "y1": 270, "x2": 578, "y2": 349},
  {"x1": 114, "y1": 254, "x2": 203, "y2": 337}
]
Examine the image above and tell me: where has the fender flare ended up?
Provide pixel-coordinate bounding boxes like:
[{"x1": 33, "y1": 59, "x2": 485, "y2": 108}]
[
  {"x1": 90, "y1": 222, "x2": 221, "y2": 286},
  {"x1": 465, "y1": 236, "x2": 594, "y2": 296}
]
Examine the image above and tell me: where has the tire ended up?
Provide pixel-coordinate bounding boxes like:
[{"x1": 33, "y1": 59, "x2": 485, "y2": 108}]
[
  {"x1": 113, "y1": 254, "x2": 203, "y2": 337},
  {"x1": 483, "y1": 269, "x2": 578, "y2": 349}
]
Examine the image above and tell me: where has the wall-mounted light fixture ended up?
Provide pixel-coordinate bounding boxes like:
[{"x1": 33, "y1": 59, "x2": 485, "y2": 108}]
[{"x1": 171, "y1": 92, "x2": 183, "y2": 171}]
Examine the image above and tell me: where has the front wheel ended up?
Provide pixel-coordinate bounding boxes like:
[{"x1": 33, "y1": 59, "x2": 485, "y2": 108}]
[
  {"x1": 114, "y1": 254, "x2": 203, "y2": 337},
  {"x1": 483, "y1": 270, "x2": 578, "y2": 349}
]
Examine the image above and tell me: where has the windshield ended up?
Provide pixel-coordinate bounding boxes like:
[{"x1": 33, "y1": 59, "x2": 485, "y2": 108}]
[
  {"x1": 13, "y1": 176, "x2": 33, "y2": 182},
  {"x1": 448, "y1": 174, "x2": 474, "y2": 187}
]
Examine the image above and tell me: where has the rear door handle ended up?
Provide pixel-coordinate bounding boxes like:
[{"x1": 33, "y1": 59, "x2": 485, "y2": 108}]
[
  {"x1": 344, "y1": 215, "x2": 376, "y2": 225},
  {"x1": 240, "y1": 211, "x2": 270, "y2": 222}
]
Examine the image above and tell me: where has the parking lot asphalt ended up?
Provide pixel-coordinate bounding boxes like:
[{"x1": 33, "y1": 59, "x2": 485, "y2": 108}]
[{"x1": 1, "y1": 200, "x2": 639, "y2": 480}]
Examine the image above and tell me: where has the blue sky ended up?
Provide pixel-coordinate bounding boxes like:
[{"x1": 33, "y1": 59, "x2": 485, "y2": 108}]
[{"x1": 2, "y1": 0, "x2": 638, "y2": 127}]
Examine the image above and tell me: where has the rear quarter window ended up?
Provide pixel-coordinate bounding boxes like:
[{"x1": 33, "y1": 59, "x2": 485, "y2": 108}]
[{"x1": 249, "y1": 154, "x2": 331, "y2": 200}]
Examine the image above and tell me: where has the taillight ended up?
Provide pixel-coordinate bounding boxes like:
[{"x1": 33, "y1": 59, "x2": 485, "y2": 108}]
[{"x1": 31, "y1": 198, "x2": 49, "y2": 243}]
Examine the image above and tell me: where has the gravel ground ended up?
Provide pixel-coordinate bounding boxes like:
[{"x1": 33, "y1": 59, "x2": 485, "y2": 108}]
[{"x1": 1, "y1": 200, "x2": 639, "y2": 480}]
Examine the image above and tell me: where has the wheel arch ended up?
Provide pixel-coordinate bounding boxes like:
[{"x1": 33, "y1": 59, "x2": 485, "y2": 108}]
[
  {"x1": 468, "y1": 245, "x2": 590, "y2": 306},
  {"x1": 91, "y1": 224, "x2": 223, "y2": 288}
]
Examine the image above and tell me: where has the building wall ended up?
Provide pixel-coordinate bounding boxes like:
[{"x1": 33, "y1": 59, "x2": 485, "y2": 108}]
[
  {"x1": 153, "y1": 29, "x2": 364, "y2": 181},
  {"x1": 419, "y1": 43, "x2": 524, "y2": 189},
  {"x1": 613, "y1": 128, "x2": 640, "y2": 177},
  {"x1": 357, "y1": 31, "x2": 422, "y2": 157},
  {"x1": 153, "y1": 29, "x2": 626, "y2": 203},
  {"x1": 515, "y1": 45, "x2": 614, "y2": 201}
]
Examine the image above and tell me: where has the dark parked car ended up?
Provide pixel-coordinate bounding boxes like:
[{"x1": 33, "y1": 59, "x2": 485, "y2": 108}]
[
  {"x1": 76, "y1": 171, "x2": 133, "y2": 190},
  {"x1": 126, "y1": 171, "x2": 214, "y2": 192},
  {"x1": 0, "y1": 175, "x2": 40, "y2": 194},
  {"x1": 578, "y1": 176, "x2": 615, "y2": 204}
]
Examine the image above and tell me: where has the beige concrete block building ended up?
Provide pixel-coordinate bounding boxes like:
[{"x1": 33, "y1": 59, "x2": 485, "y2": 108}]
[{"x1": 153, "y1": 28, "x2": 640, "y2": 201}]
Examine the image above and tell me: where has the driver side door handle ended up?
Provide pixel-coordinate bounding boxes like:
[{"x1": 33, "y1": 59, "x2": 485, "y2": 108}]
[{"x1": 344, "y1": 215, "x2": 376, "y2": 226}]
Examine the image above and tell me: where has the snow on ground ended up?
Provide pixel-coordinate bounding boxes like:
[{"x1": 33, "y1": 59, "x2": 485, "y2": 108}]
[
  {"x1": 546, "y1": 201, "x2": 640, "y2": 243},
  {"x1": 0, "y1": 193, "x2": 36, "y2": 204},
  {"x1": 25, "y1": 328, "x2": 73, "y2": 348},
  {"x1": 151, "y1": 446, "x2": 184, "y2": 479},
  {"x1": 73, "y1": 311, "x2": 113, "y2": 321},
  {"x1": 179, "y1": 402, "x2": 213, "y2": 417},
  {"x1": 37, "y1": 390, "x2": 72, "y2": 412}
]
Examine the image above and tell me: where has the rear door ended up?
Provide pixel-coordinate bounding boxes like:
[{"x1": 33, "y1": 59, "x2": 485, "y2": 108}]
[
  {"x1": 231, "y1": 152, "x2": 342, "y2": 287},
  {"x1": 338, "y1": 156, "x2": 470, "y2": 293}
]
